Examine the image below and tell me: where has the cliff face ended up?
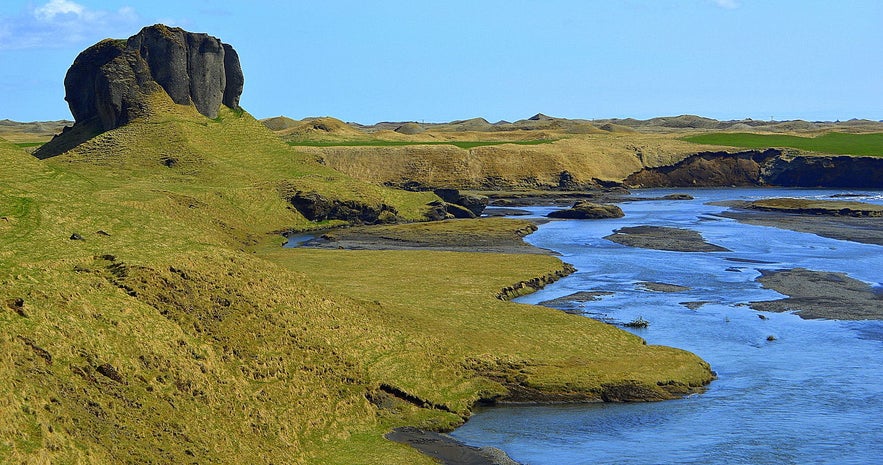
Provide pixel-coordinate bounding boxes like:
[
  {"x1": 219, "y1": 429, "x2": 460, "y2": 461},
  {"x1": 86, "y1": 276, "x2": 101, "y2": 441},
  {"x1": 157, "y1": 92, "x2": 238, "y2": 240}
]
[
  {"x1": 762, "y1": 155, "x2": 883, "y2": 188},
  {"x1": 625, "y1": 150, "x2": 883, "y2": 188},
  {"x1": 624, "y1": 150, "x2": 782, "y2": 187},
  {"x1": 63, "y1": 24, "x2": 242, "y2": 132}
]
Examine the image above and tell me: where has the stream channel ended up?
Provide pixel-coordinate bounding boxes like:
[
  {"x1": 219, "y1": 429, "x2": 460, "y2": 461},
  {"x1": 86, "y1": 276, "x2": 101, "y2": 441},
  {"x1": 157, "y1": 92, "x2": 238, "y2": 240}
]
[{"x1": 450, "y1": 188, "x2": 883, "y2": 465}]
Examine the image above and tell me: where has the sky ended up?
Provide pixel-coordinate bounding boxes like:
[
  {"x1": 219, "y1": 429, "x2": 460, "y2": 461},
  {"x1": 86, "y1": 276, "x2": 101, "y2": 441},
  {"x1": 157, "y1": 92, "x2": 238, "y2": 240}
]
[{"x1": 1, "y1": 0, "x2": 881, "y2": 124}]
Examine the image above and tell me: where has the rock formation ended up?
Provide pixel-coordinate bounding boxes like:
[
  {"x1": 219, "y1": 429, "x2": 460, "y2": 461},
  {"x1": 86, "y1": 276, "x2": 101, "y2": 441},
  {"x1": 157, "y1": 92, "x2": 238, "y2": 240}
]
[
  {"x1": 288, "y1": 191, "x2": 400, "y2": 224},
  {"x1": 547, "y1": 201, "x2": 624, "y2": 219},
  {"x1": 74, "y1": 24, "x2": 242, "y2": 127},
  {"x1": 36, "y1": 24, "x2": 242, "y2": 158},
  {"x1": 433, "y1": 188, "x2": 489, "y2": 218}
]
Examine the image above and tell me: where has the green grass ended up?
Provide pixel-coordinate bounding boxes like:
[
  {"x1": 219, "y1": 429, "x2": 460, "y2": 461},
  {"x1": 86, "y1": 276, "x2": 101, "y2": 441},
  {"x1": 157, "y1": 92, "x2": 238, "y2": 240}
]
[
  {"x1": 1, "y1": 101, "x2": 713, "y2": 465},
  {"x1": 682, "y1": 132, "x2": 883, "y2": 157},
  {"x1": 287, "y1": 139, "x2": 557, "y2": 149},
  {"x1": 14, "y1": 142, "x2": 44, "y2": 149}
]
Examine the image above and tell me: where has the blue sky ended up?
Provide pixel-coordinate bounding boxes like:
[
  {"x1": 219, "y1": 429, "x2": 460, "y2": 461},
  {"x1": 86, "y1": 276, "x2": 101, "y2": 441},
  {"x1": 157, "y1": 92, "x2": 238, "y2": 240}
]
[{"x1": 1, "y1": 0, "x2": 881, "y2": 124}]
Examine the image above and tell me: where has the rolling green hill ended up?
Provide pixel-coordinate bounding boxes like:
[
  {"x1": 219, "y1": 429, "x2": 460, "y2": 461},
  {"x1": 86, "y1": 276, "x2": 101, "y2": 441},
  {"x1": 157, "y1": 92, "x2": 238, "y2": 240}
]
[
  {"x1": 1, "y1": 96, "x2": 713, "y2": 464},
  {"x1": 683, "y1": 132, "x2": 883, "y2": 157}
]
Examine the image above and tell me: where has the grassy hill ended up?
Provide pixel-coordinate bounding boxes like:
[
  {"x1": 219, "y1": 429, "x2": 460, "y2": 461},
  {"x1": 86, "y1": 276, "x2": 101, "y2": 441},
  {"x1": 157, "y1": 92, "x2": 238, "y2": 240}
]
[
  {"x1": 256, "y1": 115, "x2": 883, "y2": 190},
  {"x1": 683, "y1": 132, "x2": 883, "y2": 157},
  {"x1": 1, "y1": 96, "x2": 714, "y2": 464},
  {"x1": 297, "y1": 134, "x2": 718, "y2": 189}
]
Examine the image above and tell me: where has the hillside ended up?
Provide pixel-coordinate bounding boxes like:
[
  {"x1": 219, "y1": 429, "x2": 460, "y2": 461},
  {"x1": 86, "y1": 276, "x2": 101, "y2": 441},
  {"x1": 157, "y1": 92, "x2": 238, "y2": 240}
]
[
  {"x1": 260, "y1": 115, "x2": 883, "y2": 190},
  {"x1": 1, "y1": 86, "x2": 714, "y2": 464}
]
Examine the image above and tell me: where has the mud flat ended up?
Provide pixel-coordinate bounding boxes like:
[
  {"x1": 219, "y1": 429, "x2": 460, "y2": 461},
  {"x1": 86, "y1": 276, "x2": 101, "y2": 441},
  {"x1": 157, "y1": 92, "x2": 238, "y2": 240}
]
[
  {"x1": 387, "y1": 427, "x2": 518, "y2": 465},
  {"x1": 716, "y1": 199, "x2": 883, "y2": 246},
  {"x1": 604, "y1": 225, "x2": 730, "y2": 252},
  {"x1": 750, "y1": 268, "x2": 883, "y2": 320}
]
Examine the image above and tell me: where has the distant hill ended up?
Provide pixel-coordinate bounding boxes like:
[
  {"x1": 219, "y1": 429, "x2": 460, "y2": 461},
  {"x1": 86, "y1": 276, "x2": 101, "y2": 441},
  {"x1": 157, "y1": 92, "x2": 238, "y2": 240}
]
[
  {"x1": 268, "y1": 116, "x2": 367, "y2": 140},
  {"x1": 260, "y1": 113, "x2": 883, "y2": 136},
  {"x1": 0, "y1": 119, "x2": 72, "y2": 143}
]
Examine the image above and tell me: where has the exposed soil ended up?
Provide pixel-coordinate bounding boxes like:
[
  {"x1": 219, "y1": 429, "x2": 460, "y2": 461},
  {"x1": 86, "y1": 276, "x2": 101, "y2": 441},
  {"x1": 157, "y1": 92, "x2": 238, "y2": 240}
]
[{"x1": 386, "y1": 427, "x2": 519, "y2": 465}]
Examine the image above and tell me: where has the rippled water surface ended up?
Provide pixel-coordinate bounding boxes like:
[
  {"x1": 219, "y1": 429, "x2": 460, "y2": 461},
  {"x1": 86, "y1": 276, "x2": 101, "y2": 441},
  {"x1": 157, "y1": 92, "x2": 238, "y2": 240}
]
[{"x1": 452, "y1": 188, "x2": 883, "y2": 465}]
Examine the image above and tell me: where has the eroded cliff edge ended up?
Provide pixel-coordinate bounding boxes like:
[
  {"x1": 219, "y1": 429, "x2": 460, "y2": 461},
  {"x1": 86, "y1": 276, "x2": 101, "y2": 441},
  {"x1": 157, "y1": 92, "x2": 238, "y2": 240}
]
[{"x1": 625, "y1": 149, "x2": 883, "y2": 188}]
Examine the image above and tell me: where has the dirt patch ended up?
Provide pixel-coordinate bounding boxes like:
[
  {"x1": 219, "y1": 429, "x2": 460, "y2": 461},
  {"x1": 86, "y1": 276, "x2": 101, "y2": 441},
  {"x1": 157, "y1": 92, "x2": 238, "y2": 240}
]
[
  {"x1": 750, "y1": 268, "x2": 883, "y2": 320},
  {"x1": 604, "y1": 226, "x2": 730, "y2": 252}
]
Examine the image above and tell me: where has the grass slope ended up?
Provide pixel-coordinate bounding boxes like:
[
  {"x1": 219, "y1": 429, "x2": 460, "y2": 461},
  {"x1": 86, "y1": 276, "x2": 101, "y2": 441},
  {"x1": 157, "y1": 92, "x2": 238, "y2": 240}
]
[
  {"x1": 1, "y1": 96, "x2": 713, "y2": 464},
  {"x1": 300, "y1": 134, "x2": 714, "y2": 189},
  {"x1": 288, "y1": 139, "x2": 557, "y2": 149},
  {"x1": 683, "y1": 132, "x2": 883, "y2": 157}
]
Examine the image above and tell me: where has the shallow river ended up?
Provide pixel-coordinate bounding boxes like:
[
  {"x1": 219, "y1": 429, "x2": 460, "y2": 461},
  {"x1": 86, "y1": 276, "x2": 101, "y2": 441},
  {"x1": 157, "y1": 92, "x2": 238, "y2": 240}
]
[{"x1": 451, "y1": 188, "x2": 883, "y2": 465}]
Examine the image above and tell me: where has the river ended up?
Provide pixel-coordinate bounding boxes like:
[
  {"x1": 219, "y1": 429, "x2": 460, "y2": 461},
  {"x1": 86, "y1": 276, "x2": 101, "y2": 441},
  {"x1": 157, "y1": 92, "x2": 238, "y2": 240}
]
[{"x1": 451, "y1": 188, "x2": 883, "y2": 465}]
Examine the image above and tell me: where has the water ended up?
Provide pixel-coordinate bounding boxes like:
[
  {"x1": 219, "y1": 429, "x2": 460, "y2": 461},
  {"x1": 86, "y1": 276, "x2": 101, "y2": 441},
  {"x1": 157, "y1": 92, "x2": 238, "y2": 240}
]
[{"x1": 451, "y1": 188, "x2": 883, "y2": 465}]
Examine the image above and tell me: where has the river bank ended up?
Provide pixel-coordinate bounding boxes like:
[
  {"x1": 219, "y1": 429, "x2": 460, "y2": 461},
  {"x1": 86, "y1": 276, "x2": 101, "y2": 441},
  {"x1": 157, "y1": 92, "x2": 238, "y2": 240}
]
[
  {"x1": 281, "y1": 211, "x2": 715, "y2": 465},
  {"x1": 284, "y1": 187, "x2": 882, "y2": 464},
  {"x1": 450, "y1": 187, "x2": 883, "y2": 464}
]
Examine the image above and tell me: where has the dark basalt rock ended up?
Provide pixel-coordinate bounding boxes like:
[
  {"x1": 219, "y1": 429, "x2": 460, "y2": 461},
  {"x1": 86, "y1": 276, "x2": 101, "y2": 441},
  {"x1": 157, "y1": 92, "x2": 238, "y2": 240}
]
[
  {"x1": 444, "y1": 202, "x2": 477, "y2": 219},
  {"x1": 763, "y1": 155, "x2": 883, "y2": 188},
  {"x1": 36, "y1": 24, "x2": 242, "y2": 158},
  {"x1": 289, "y1": 191, "x2": 398, "y2": 224},
  {"x1": 433, "y1": 188, "x2": 489, "y2": 218},
  {"x1": 424, "y1": 200, "x2": 449, "y2": 221},
  {"x1": 547, "y1": 201, "x2": 624, "y2": 219}
]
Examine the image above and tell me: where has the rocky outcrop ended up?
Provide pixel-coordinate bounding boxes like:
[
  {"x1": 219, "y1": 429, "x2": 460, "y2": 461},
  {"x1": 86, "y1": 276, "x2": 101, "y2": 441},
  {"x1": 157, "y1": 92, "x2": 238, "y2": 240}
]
[
  {"x1": 547, "y1": 201, "x2": 624, "y2": 219},
  {"x1": 433, "y1": 188, "x2": 489, "y2": 218},
  {"x1": 288, "y1": 191, "x2": 399, "y2": 224},
  {"x1": 79, "y1": 24, "x2": 242, "y2": 126},
  {"x1": 35, "y1": 24, "x2": 242, "y2": 159}
]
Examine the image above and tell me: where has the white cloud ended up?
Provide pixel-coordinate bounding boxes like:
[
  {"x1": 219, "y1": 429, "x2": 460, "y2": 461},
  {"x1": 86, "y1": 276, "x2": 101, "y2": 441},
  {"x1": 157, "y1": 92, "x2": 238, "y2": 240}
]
[
  {"x1": 34, "y1": 0, "x2": 85, "y2": 21},
  {"x1": 0, "y1": 1, "x2": 142, "y2": 50},
  {"x1": 712, "y1": 0, "x2": 740, "y2": 9}
]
